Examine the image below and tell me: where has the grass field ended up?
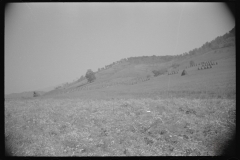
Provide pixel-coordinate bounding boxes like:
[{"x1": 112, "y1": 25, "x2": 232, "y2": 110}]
[
  {"x1": 5, "y1": 47, "x2": 236, "y2": 156},
  {"x1": 5, "y1": 97, "x2": 236, "y2": 156}
]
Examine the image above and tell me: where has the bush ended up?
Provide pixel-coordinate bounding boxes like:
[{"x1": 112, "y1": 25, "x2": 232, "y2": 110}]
[
  {"x1": 152, "y1": 68, "x2": 167, "y2": 77},
  {"x1": 152, "y1": 70, "x2": 159, "y2": 77},
  {"x1": 85, "y1": 69, "x2": 96, "y2": 83}
]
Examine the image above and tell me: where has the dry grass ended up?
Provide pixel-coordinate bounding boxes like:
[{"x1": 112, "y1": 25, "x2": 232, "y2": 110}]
[{"x1": 5, "y1": 97, "x2": 235, "y2": 156}]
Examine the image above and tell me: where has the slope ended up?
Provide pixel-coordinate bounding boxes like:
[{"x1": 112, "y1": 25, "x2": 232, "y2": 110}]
[{"x1": 40, "y1": 45, "x2": 235, "y2": 100}]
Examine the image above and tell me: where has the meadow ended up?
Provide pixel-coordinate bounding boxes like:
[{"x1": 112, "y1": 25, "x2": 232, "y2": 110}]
[
  {"x1": 5, "y1": 47, "x2": 236, "y2": 156},
  {"x1": 5, "y1": 97, "x2": 235, "y2": 156}
]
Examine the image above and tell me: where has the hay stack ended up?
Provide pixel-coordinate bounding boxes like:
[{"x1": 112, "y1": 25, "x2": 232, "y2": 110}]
[{"x1": 181, "y1": 69, "x2": 187, "y2": 76}]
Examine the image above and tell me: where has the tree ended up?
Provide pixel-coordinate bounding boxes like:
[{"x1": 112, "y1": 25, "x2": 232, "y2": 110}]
[
  {"x1": 152, "y1": 68, "x2": 167, "y2": 77},
  {"x1": 190, "y1": 60, "x2": 195, "y2": 67},
  {"x1": 85, "y1": 69, "x2": 96, "y2": 83}
]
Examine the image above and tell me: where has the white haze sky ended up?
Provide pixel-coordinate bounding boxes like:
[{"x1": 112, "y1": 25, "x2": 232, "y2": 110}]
[{"x1": 5, "y1": 3, "x2": 235, "y2": 94}]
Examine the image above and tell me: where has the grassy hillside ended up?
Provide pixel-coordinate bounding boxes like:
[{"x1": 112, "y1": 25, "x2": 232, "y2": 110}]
[{"x1": 40, "y1": 45, "x2": 235, "y2": 100}]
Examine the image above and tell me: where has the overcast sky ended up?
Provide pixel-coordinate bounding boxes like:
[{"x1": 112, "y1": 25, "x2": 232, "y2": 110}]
[{"x1": 5, "y1": 3, "x2": 235, "y2": 94}]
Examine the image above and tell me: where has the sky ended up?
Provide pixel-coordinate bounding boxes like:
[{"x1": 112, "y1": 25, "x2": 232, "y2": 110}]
[{"x1": 5, "y1": 3, "x2": 235, "y2": 95}]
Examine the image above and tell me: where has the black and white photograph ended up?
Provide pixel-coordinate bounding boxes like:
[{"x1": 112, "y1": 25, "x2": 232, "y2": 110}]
[{"x1": 5, "y1": 3, "x2": 235, "y2": 156}]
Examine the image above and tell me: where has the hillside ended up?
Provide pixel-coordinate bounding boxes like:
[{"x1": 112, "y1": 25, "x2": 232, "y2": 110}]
[
  {"x1": 40, "y1": 26, "x2": 235, "y2": 99},
  {"x1": 6, "y1": 27, "x2": 234, "y2": 100},
  {"x1": 40, "y1": 45, "x2": 235, "y2": 100}
]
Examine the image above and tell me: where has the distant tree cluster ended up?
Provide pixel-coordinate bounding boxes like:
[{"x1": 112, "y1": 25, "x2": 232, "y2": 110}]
[
  {"x1": 152, "y1": 68, "x2": 168, "y2": 77},
  {"x1": 105, "y1": 62, "x2": 116, "y2": 69},
  {"x1": 188, "y1": 27, "x2": 235, "y2": 57},
  {"x1": 101, "y1": 58, "x2": 129, "y2": 70},
  {"x1": 96, "y1": 58, "x2": 128, "y2": 73},
  {"x1": 55, "y1": 86, "x2": 61, "y2": 90},
  {"x1": 175, "y1": 26, "x2": 235, "y2": 59},
  {"x1": 85, "y1": 69, "x2": 96, "y2": 83},
  {"x1": 123, "y1": 55, "x2": 174, "y2": 65}
]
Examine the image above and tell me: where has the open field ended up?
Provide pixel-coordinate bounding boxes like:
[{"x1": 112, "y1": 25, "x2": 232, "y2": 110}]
[
  {"x1": 5, "y1": 97, "x2": 236, "y2": 156},
  {"x1": 5, "y1": 47, "x2": 236, "y2": 156}
]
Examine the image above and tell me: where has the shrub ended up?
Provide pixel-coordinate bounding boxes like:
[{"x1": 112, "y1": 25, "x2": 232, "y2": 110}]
[
  {"x1": 85, "y1": 69, "x2": 96, "y2": 83},
  {"x1": 152, "y1": 68, "x2": 167, "y2": 77},
  {"x1": 152, "y1": 70, "x2": 159, "y2": 77}
]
